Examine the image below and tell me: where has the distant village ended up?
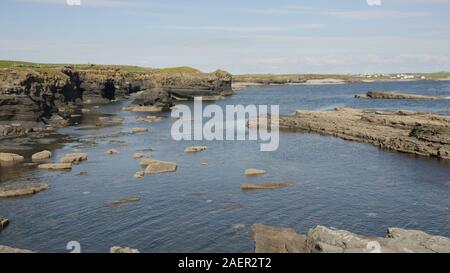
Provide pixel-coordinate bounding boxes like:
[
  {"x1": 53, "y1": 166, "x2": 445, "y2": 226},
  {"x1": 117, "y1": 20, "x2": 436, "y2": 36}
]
[{"x1": 357, "y1": 73, "x2": 427, "y2": 80}]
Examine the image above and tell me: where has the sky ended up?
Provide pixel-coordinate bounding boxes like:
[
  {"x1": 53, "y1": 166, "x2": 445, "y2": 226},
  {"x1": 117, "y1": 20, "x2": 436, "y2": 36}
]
[{"x1": 1, "y1": 0, "x2": 450, "y2": 74}]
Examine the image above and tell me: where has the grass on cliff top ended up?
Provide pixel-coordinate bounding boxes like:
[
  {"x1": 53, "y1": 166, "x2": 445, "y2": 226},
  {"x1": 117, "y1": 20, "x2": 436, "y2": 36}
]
[{"x1": 0, "y1": 60, "x2": 202, "y2": 74}]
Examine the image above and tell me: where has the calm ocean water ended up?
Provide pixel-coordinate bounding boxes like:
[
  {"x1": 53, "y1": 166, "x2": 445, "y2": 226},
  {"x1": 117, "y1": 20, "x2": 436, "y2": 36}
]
[{"x1": 1, "y1": 80, "x2": 449, "y2": 253}]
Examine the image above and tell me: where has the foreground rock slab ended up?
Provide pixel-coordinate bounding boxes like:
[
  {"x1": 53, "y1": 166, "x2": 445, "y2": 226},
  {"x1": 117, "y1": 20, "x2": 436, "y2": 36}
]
[
  {"x1": 279, "y1": 108, "x2": 450, "y2": 159},
  {"x1": 0, "y1": 183, "x2": 49, "y2": 198},
  {"x1": 38, "y1": 163, "x2": 72, "y2": 171},
  {"x1": 144, "y1": 160, "x2": 177, "y2": 174},
  {"x1": 0, "y1": 153, "x2": 24, "y2": 167},
  {"x1": 0, "y1": 245, "x2": 34, "y2": 253},
  {"x1": 355, "y1": 91, "x2": 443, "y2": 100},
  {"x1": 31, "y1": 150, "x2": 52, "y2": 162},
  {"x1": 241, "y1": 183, "x2": 292, "y2": 190},
  {"x1": 59, "y1": 153, "x2": 88, "y2": 164},
  {"x1": 252, "y1": 224, "x2": 450, "y2": 253},
  {"x1": 110, "y1": 246, "x2": 140, "y2": 253},
  {"x1": 184, "y1": 146, "x2": 208, "y2": 153}
]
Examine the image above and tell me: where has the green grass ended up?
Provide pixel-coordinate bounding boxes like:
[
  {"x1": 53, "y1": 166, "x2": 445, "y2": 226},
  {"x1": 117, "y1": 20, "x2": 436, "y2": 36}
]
[{"x1": 0, "y1": 60, "x2": 202, "y2": 74}]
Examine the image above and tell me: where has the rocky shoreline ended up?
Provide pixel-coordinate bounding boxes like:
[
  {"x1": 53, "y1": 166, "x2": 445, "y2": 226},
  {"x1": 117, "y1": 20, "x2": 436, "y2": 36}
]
[
  {"x1": 252, "y1": 224, "x2": 450, "y2": 253},
  {"x1": 278, "y1": 108, "x2": 450, "y2": 160}
]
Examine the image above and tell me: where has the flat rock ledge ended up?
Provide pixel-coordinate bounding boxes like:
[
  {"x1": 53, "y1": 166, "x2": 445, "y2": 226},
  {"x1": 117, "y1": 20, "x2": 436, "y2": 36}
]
[
  {"x1": 143, "y1": 160, "x2": 177, "y2": 174},
  {"x1": 31, "y1": 150, "x2": 52, "y2": 162},
  {"x1": 0, "y1": 183, "x2": 49, "y2": 198},
  {"x1": 355, "y1": 91, "x2": 443, "y2": 100},
  {"x1": 279, "y1": 108, "x2": 450, "y2": 159},
  {"x1": 184, "y1": 146, "x2": 208, "y2": 153},
  {"x1": 0, "y1": 245, "x2": 34, "y2": 253},
  {"x1": 38, "y1": 163, "x2": 73, "y2": 171},
  {"x1": 110, "y1": 246, "x2": 140, "y2": 253},
  {"x1": 245, "y1": 168, "x2": 267, "y2": 176},
  {"x1": 252, "y1": 224, "x2": 450, "y2": 253},
  {"x1": 59, "y1": 153, "x2": 88, "y2": 164},
  {"x1": 241, "y1": 182, "x2": 292, "y2": 190},
  {"x1": 0, "y1": 153, "x2": 24, "y2": 167}
]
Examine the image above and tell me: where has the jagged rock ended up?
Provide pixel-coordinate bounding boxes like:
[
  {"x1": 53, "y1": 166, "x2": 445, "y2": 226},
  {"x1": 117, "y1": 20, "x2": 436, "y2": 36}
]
[
  {"x1": 0, "y1": 218, "x2": 9, "y2": 231},
  {"x1": 241, "y1": 183, "x2": 292, "y2": 190},
  {"x1": 59, "y1": 153, "x2": 87, "y2": 164},
  {"x1": 144, "y1": 160, "x2": 177, "y2": 174},
  {"x1": 279, "y1": 108, "x2": 450, "y2": 159},
  {"x1": 0, "y1": 245, "x2": 34, "y2": 253},
  {"x1": 38, "y1": 163, "x2": 72, "y2": 170},
  {"x1": 184, "y1": 146, "x2": 208, "y2": 153},
  {"x1": 355, "y1": 91, "x2": 442, "y2": 100},
  {"x1": 110, "y1": 197, "x2": 140, "y2": 207},
  {"x1": 131, "y1": 88, "x2": 173, "y2": 111},
  {"x1": 105, "y1": 149, "x2": 119, "y2": 155},
  {"x1": 31, "y1": 150, "x2": 52, "y2": 162},
  {"x1": 131, "y1": 128, "x2": 148, "y2": 134},
  {"x1": 245, "y1": 169, "x2": 267, "y2": 176},
  {"x1": 0, "y1": 152, "x2": 24, "y2": 167},
  {"x1": 0, "y1": 183, "x2": 49, "y2": 198},
  {"x1": 110, "y1": 246, "x2": 140, "y2": 253},
  {"x1": 252, "y1": 224, "x2": 450, "y2": 253}
]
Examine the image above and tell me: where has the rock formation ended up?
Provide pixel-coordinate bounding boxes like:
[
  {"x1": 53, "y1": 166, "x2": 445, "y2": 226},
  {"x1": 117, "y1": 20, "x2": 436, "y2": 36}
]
[
  {"x1": 241, "y1": 182, "x2": 292, "y2": 190},
  {"x1": 278, "y1": 108, "x2": 450, "y2": 159},
  {"x1": 0, "y1": 183, "x2": 49, "y2": 198},
  {"x1": 252, "y1": 224, "x2": 450, "y2": 253},
  {"x1": 355, "y1": 91, "x2": 443, "y2": 100},
  {"x1": 0, "y1": 245, "x2": 34, "y2": 253}
]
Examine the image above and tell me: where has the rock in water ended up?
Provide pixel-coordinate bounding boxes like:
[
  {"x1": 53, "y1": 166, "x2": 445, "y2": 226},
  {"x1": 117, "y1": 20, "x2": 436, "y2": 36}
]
[
  {"x1": 0, "y1": 245, "x2": 34, "y2": 253},
  {"x1": 133, "y1": 153, "x2": 145, "y2": 159},
  {"x1": 109, "y1": 197, "x2": 140, "y2": 207},
  {"x1": 137, "y1": 115, "x2": 163, "y2": 123},
  {"x1": 59, "y1": 153, "x2": 88, "y2": 164},
  {"x1": 252, "y1": 224, "x2": 450, "y2": 253},
  {"x1": 245, "y1": 169, "x2": 267, "y2": 176},
  {"x1": 252, "y1": 224, "x2": 307, "y2": 253},
  {"x1": 280, "y1": 108, "x2": 450, "y2": 159},
  {"x1": 31, "y1": 150, "x2": 52, "y2": 162},
  {"x1": 144, "y1": 160, "x2": 177, "y2": 174},
  {"x1": 184, "y1": 146, "x2": 208, "y2": 153},
  {"x1": 134, "y1": 171, "x2": 145, "y2": 179},
  {"x1": 0, "y1": 153, "x2": 24, "y2": 167},
  {"x1": 241, "y1": 183, "x2": 292, "y2": 190},
  {"x1": 110, "y1": 246, "x2": 140, "y2": 253},
  {"x1": 38, "y1": 163, "x2": 72, "y2": 171},
  {"x1": 0, "y1": 218, "x2": 9, "y2": 231},
  {"x1": 105, "y1": 149, "x2": 119, "y2": 155},
  {"x1": 132, "y1": 128, "x2": 148, "y2": 134},
  {"x1": 356, "y1": 91, "x2": 442, "y2": 100},
  {"x1": 0, "y1": 183, "x2": 49, "y2": 198}
]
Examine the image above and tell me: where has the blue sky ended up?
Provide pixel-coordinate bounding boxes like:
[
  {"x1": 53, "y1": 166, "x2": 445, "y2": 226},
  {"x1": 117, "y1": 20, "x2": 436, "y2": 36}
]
[{"x1": 1, "y1": 0, "x2": 450, "y2": 73}]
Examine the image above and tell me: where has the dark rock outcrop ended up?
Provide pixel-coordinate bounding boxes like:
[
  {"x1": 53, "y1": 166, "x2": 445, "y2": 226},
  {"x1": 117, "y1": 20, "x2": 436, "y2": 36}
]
[
  {"x1": 355, "y1": 91, "x2": 443, "y2": 100},
  {"x1": 252, "y1": 224, "x2": 450, "y2": 253}
]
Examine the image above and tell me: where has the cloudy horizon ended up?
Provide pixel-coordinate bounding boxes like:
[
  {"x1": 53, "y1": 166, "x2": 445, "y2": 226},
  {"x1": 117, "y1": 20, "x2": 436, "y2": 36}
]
[{"x1": 1, "y1": 0, "x2": 450, "y2": 74}]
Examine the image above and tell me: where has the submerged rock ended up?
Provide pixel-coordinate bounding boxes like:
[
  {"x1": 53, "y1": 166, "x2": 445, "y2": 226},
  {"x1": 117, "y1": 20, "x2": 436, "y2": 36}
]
[
  {"x1": 38, "y1": 163, "x2": 72, "y2": 171},
  {"x1": 144, "y1": 160, "x2": 177, "y2": 174},
  {"x1": 0, "y1": 183, "x2": 49, "y2": 198},
  {"x1": 245, "y1": 168, "x2": 267, "y2": 176},
  {"x1": 0, "y1": 153, "x2": 24, "y2": 167},
  {"x1": 110, "y1": 197, "x2": 140, "y2": 207},
  {"x1": 0, "y1": 245, "x2": 34, "y2": 253},
  {"x1": 252, "y1": 224, "x2": 450, "y2": 253},
  {"x1": 280, "y1": 108, "x2": 450, "y2": 159},
  {"x1": 133, "y1": 153, "x2": 145, "y2": 159},
  {"x1": 137, "y1": 115, "x2": 163, "y2": 123},
  {"x1": 241, "y1": 182, "x2": 292, "y2": 190},
  {"x1": 184, "y1": 146, "x2": 208, "y2": 153},
  {"x1": 110, "y1": 246, "x2": 140, "y2": 253},
  {"x1": 31, "y1": 150, "x2": 52, "y2": 162}
]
